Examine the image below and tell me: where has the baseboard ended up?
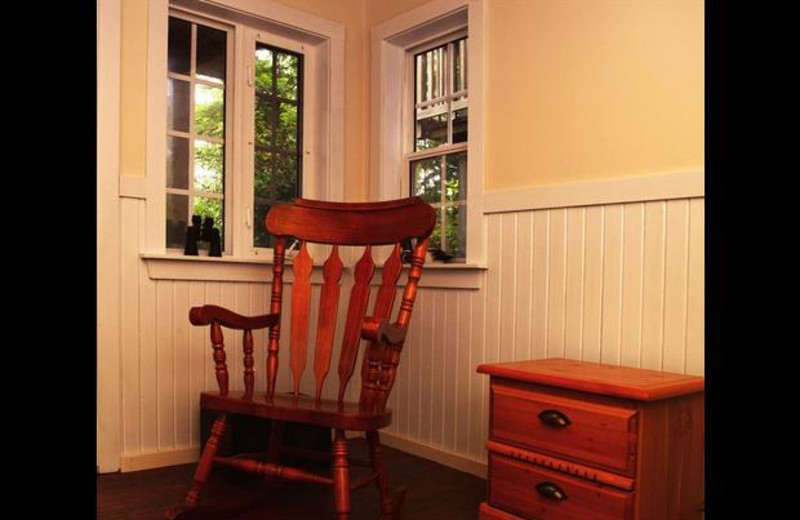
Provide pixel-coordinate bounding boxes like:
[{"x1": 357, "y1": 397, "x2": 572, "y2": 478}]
[
  {"x1": 379, "y1": 432, "x2": 487, "y2": 479},
  {"x1": 120, "y1": 447, "x2": 200, "y2": 473}
]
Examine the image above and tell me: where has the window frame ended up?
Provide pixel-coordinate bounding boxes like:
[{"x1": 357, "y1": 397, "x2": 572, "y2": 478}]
[
  {"x1": 406, "y1": 31, "x2": 469, "y2": 259},
  {"x1": 165, "y1": 10, "x2": 235, "y2": 253},
  {"x1": 144, "y1": 0, "x2": 345, "y2": 260},
  {"x1": 370, "y1": 0, "x2": 485, "y2": 266}
]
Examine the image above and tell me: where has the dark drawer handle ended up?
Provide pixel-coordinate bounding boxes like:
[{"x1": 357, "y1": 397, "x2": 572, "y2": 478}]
[
  {"x1": 538, "y1": 409, "x2": 571, "y2": 427},
  {"x1": 536, "y1": 481, "x2": 568, "y2": 502}
]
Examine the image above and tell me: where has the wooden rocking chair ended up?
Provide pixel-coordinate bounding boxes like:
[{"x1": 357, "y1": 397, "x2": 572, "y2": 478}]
[{"x1": 167, "y1": 197, "x2": 436, "y2": 520}]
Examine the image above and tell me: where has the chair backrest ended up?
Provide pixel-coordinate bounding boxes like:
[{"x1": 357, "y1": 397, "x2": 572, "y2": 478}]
[{"x1": 264, "y1": 197, "x2": 436, "y2": 413}]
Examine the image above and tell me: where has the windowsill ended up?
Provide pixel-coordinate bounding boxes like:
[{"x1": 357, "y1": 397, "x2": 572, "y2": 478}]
[{"x1": 141, "y1": 252, "x2": 486, "y2": 288}]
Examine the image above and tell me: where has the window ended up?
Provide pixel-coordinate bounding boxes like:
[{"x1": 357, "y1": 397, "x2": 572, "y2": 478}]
[
  {"x1": 408, "y1": 36, "x2": 468, "y2": 260},
  {"x1": 166, "y1": 14, "x2": 232, "y2": 251},
  {"x1": 252, "y1": 44, "x2": 303, "y2": 248},
  {"x1": 150, "y1": 0, "x2": 344, "y2": 259}
]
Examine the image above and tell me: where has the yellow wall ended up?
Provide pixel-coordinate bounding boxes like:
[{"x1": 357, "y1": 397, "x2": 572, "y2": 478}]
[
  {"x1": 366, "y1": 0, "x2": 704, "y2": 190},
  {"x1": 486, "y1": 0, "x2": 704, "y2": 189},
  {"x1": 120, "y1": 0, "x2": 149, "y2": 178}
]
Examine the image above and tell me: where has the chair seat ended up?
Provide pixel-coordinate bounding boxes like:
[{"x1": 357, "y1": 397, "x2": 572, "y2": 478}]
[{"x1": 201, "y1": 391, "x2": 393, "y2": 431}]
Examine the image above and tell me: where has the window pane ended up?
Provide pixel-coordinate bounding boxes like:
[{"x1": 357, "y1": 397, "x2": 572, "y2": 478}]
[
  {"x1": 276, "y1": 53, "x2": 299, "y2": 100},
  {"x1": 254, "y1": 149, "x2": 274, "y2": 199},
  {"x1": 274, "y1": 152, "x2": 299, "y2": 201},
  {"x1": 255, "y1": 46, "x2": 274, "y2": 94},
  {"x1": 196, "y1": 25, "x2": 226, "y2": 84},
  {"x1": 445, "y1": 152, "x2": 467, "y2": 202},
  {"x1": 277, "y1": 103, "x2": 298, "y2": 150},
  {"x1": 194, "y1": 140, "x2": 223, "y2": 193},
  {"x1": 254, "y1": 202, "x2": 272, "y2": 248},
  {"x1": 444, "y1": 205, "x2": 467, "y2": 259},
  {"x1": 194, "y1": 196, "x2": 223, "y2": 239},
  {"x1": 412, "y1": 157, "x2": 442, "y2": 204},
  {"x1": 167, "y1": 79, "x2": 190, "y2": 132},
  {"x1": 453, "y1": 38, "x2": 467, "y2": 93},
  {"x1": 167, "y1": 136, "x2": 189, "y2": 189},
  {"x1": 168, "y1": 17, "x2": 191, "y2": 75},
  {"x1": 430, "y1": 207, "x2": 443, "y2": 252},
  {"x1": 452, "y1": 108, "x2": 468, "y2": 144},
  {"x1": 166, "y1": 193, "x2": 189, "y2": 248},
  {"x1": 255, "y1": 96, "x2": 275, "y2": 147},
  {"x1": 415, "y1": 101, "x2": 448, "y2": 151},
  {"x1": 194, "y1": 84, "x2": 225, "y2": 138},
  {"x1": 416, "y1": 45, "x2": 446, "y2": 103}
]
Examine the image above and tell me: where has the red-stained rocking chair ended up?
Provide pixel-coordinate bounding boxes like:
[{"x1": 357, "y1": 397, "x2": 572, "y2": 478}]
[{"x1": 167, "y1": 197, "x2": 435, "y2": 520}]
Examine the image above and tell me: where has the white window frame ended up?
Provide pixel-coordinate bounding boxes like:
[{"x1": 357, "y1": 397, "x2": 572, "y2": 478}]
[
  {"x1": 370, "y1": 0, "x2": 485, "y2": 266},
  {"x1": 144, "y1": 0, "x2": 345, "y2": 261}
]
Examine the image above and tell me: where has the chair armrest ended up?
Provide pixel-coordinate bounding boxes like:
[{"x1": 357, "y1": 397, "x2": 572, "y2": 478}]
[
  {"x1": 189, "y1": 305, "x2": 279, "y2": 330},
  {"x1": 361, "y1": 317, "x2": 408, "y2": 346}
]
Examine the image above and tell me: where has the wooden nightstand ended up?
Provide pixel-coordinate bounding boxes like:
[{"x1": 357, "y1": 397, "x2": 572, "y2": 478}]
[{"x1": 477, "y1": 358, "x2": 704, "y2": 520}]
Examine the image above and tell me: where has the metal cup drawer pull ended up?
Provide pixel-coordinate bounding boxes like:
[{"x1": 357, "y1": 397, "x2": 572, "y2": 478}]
[
  {"x1": 537, "y1": 409, "x2": 571, "y2": 427},
  {"x1": 535, "y1": 481, "x2": 568, "y2": 501}
]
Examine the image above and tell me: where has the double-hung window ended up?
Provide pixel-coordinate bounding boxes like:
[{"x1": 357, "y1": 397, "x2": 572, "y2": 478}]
[{"x1": 408, "y1": 35, "x2": 469, "y2": 261}]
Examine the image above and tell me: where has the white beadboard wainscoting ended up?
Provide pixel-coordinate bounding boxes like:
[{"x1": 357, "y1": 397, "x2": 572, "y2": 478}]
[{"x1": 111, "y1": 173, "x2": 704, "y2": 477}]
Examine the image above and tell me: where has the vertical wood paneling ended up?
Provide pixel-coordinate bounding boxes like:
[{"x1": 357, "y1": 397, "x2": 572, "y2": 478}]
[
  {"x1": 686, "y1": 199, "x2": 705, "y2": 375},
  {"x1": 455, "y1": 291, "x2": 471, "y2": 455},
  {"x1": 663, "y1": 200, "x2": 690, "y2": 373},
  {"x1": 156, "y1": 281, "x2": 175, "y2": 450},
  {"x1": 564, "y1": 207, "x2": 585, "y2": 360},
  {"x1": 582, "y1": 206, "x2": 604, "y2": 362},
  {"x1": 600, "y1": 205, "x2": 624, "y2": 365},
  {"x1": 121, "y1": 200, "x2": 141, "y2": 455},
  {"x1": 118, "y1": 196, "x2": 703, "y2": 470},
  {"x1": 189, "y1": 282, "x2": 206, "y2": 446},
  {"x1": 173, "y1": 281, "x2": 190, "y2": 448},
  {"x1": 620, "y1": 203, "x2": 645, "y2": 367},
  {"x1": 469, "y1": 284, "x2": 486, "y2": 461},
  {"x1": 514, "y1": 212, "x2": 533, "y2": 361},
  {"x1": 498, "y1": 214, "x2": 516, "y2": 362},
  {"x1": 641, "y1": 201, "x2": 667, "y2": 370},
  {"x1": 531, "y1": 210, "x2": 550, "y2": 359},
  {"x1": 138, "y1": 209, "x2": 158, "y2": 454},
  {"x1": 547, "y1": 209, "x2": 567, "y2": 357},
  {"x1": 430, "y1": 290, "x2": 446, "y2": 447},
  {"x1": 442, "y1": 291, "x2": 459, "y2": 451}
]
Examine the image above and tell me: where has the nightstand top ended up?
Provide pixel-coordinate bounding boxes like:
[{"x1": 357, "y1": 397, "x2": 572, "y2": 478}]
[{"x1": 477, "y1": 358, "x2": 704, "y2": 401}]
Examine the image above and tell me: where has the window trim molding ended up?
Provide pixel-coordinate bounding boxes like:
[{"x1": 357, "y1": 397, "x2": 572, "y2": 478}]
[
  {"x1": 145, "y1": 0, "x2": 345, "y2": 255},
  {"x1": 370, "y1": 0, "x2": 486, "y2": 266}
]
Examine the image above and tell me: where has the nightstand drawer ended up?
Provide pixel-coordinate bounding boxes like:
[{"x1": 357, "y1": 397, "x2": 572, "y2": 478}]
[
  {"x1": 491, "y1": 382, "x2": 638, "y2": 475},
  {"x1": 489, "y1": 454, "x2": 634, "y2": 520}
]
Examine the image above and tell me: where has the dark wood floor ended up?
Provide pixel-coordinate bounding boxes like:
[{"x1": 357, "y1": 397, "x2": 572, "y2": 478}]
[{"x1": 97, "y1": 439, "x2": 486, "y2": 519}]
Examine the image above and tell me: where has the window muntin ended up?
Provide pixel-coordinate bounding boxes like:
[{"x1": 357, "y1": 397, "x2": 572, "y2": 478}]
[
  {"x1": 166, "y1": 15, "x2": 229, "y2": 250},
  {"x1": 409, "y1": 36, "x2": 468, "y2": 260},
  {"x1": 252, "y1": 43, "x2": 303, "y2": 248}
]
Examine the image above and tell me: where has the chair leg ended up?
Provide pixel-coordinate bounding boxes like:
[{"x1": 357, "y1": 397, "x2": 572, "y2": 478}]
[
  {"x1": 267, "y1": 420, "x2": 285, "y2": 464},
  {"x1": 366, "y1": 431, "x2": 393, "y2": 518},
  {"x1": 332, "y1": 429, "x2": 351, "y2": 520},
  {"x1": 186, "y1": 414, "x2": 229, "y2": 507}
]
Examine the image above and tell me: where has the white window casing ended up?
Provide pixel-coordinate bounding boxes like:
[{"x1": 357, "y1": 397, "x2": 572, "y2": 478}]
[
  {"x1": 144, "y1": 0, "x2": 345, "y2": 260},
  {"x1": 370, "y1": 0, "x2": 486, "y2": 267}
]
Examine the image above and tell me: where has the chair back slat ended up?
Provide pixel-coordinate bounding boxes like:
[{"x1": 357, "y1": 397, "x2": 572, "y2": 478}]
[
  {"x1": 336, "y1": 246, "x2": 375, "y2": 402},
  {"x1": 289, "y1": 242, "x2": 313, "y2": 397},
  {"x1": 313, "y1": 245, "x2": 344, "y2": 401},
  {"x1": 243, "y1": 329, "x2": 255, "y2": 398},
  {"x1": 360, "y1": 244, "x2": 403, "y2": 411},
  {"x1": 263, "y1": 198, "x2": 435, "y2": 407}
]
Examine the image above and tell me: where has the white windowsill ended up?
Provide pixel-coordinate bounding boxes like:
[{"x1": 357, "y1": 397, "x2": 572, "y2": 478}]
[{"x1": 141, "y1": 252, "x2": 486, "y2": 288}]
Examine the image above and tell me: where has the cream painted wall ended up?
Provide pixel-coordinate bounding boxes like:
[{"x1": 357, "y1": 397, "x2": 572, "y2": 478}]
[
  {"x1": 118, "y1": 0, "x2": 370, "y2": 199},
  {"x1": 365, "y1": 0, "x2": 704, "y2": 191},
  {"x1": 120, "y1": 0, "x2": 149, "y2": 177}
]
